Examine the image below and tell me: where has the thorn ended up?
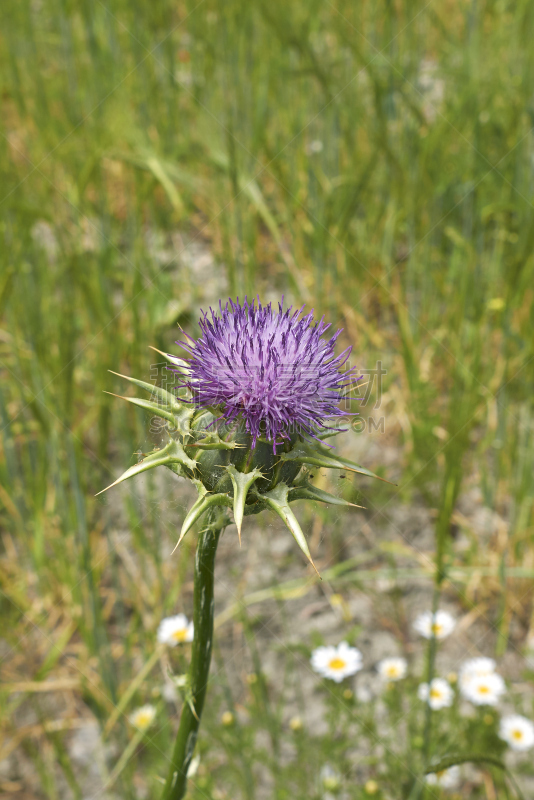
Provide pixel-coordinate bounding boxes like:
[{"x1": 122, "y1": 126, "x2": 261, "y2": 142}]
[
  {"x1": 310, "y1": 558, "x2": 322, "y2": 580},
  {"x1": 95, "y1": 480, "x2": 118, "y2": 497},
  {"x1": 148, "y1": 345, "x2": 169, "y2": 357}
]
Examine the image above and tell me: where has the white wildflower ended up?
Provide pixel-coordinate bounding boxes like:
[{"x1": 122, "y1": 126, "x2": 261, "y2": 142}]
[
  {"x1": 425, "y1": 765, "x2": 460, "y2": 788},
  {"x1": 377, "y1": 657, "x2": 407, "y2": 682},
  {"x1": 499, "y1": 715, "x2": 534, "y2": 751},
  {"x1": 459, "y1": 657, "x2": 496, "y2": 691},
  {"x1": 460, "y1": 672, "x2": 505, "y2": 706},
  {"x1": 413, "y1": 610, "x2": 456, "y2": 640},
  {"x1": 129, "y1": 704, "x2": 156, "y2": 731},
  {"x1": 311, "y1": 641, "x2": 363, "y2": 683},
  {"x1": 418, "y1": 678, "x2": 454, "y2": 710},
  {"x1": 157, "y1": 614, "x2": 194, "y2": 646}
]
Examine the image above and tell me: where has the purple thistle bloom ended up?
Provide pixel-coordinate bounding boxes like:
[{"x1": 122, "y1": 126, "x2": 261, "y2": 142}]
[{"x1": 177, "y1": 297, "x2": 358, "y2": 452}]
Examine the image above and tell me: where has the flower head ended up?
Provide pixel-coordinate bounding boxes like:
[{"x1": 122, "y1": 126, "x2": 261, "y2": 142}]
[
  {"x1": 101, "y1": 298, "x2": 386, "y2": 573},
  {"x1": 178, "y1": 298, "x2": 355, "y2": 451},
  {"x1": 459, "y1": 657, "x2": 496, "y2": 690},
  {"x1": 460, "y1": 672, "x2": 505, "y2": 706},
  {"x1": 499, "y1": 714, "x2": 534, "y2": 751},
  {"x1": 418, "y1": 678, "x2": 454, "y2": 710},
  {"x1": 157, "y1": 614, "x2": 194, "y2": 646},
  {"x1": 377, "y1": 657, "x2": 407, "y2": 682},
  {"x1": 425, "y1": 765, "x2": 460, "y2": 789},
  {"x1": 129, "y1": 704, "x2": 156, "y2": 731},
  {"x1": 413, "y1": 610, "x2": 456, "y2": 640},
  {"x1": 311, "y1": 641, "x2": 363, "y2": 683}
]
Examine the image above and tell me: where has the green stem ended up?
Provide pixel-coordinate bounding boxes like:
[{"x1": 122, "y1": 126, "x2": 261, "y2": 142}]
[
  {"x1": 421, "y1": 585, "x2": 441, "y2": 764},
  {"x1": 161, "y1": 509, "x2": 225, "y2": 800}
]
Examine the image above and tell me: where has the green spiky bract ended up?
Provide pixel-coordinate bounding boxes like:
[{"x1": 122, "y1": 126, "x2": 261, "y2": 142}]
[{"x1": 99, "y1": 353, "x2": 386, "y2": 800}]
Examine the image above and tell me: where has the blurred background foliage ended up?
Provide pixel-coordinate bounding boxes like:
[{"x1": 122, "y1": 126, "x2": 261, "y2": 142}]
[{"x1": 1, "y1": 0, "x2": 534, "y2": 797}]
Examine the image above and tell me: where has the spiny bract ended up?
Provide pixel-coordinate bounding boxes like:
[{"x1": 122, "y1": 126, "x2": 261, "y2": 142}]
[{"x1": 99, "y1": 298, "x2": 386, "y2": 574}]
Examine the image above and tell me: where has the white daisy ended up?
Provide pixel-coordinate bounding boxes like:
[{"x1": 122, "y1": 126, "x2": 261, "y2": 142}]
[
  {"x1": 129, "y1": 704, "x2": 156, "y2": 731},
  {"x1": 157, "y1": 614, "x2": 194, "y2": 646},
  {"x1": 413, "y1": 610, "x2": 456, "y2": 640},
  {"x1": 425, "y1": 765, "x2": 460, "y2": 788},
  {"x1": 460, "y1": 672, "x2": 505, "y2": 706},
  {"x1": 499, "y1": 715, "x2": 534, "y2": 751},
  {"x1": 377, "y1": 657, "x2": 407, "y2": 682},
  {"x1": 311, "y1": 641, "x2": 363, "y2": 683},
  {"x1": 418, "y1": 678, "x2": 454, "y2": 710},
  {"x1": 459, "y1": 657, "x2": 496, "y2": 691}
]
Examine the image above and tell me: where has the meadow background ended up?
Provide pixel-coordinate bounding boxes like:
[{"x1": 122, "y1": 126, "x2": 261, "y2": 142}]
[{"x1": 1, "y1": 0, "x2": 534, "y2": 798}]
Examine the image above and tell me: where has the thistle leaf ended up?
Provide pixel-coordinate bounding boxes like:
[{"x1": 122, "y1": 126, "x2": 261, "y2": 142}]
[
  {"x1": 104, "y1": 392, "x2": 177, "y2": 425},
  {"x1": 255, "y1": 483, "x2": 320, "y2": 577},
  {"x1": 225, "y1": 465, "x2": 264, "y2": 544},
  {"x1": 280, "y1": 441, "x2": 393, "y2": 484},
  {"x1": 109, "y1": 370, "x2": 180, "y2": 408},
  {"x1": 96, "y1": 438, "x2": 197, "y2": 496},
  {"x1": 288, "y1": 482, "x2": 364, "y2": 508},
  {"x1": 174, "y1": 492, "x2": 232, "y2": 552}
]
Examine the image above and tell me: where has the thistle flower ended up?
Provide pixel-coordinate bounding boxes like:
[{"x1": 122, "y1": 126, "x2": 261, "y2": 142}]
[
  {"x1": 311, "y1": 641, "x2": 363, "y2": 682},
  {"x1": 129, "y1": 704, "x2": 156, "y2": 731},
  {"x1": 418, "y1": 678, "x2": 454, "y2": 709},
  {"x1": 99, "y1": 298, "x2": 386, "y2": 572},
  {"x1": 425, "y1": 765, "x2": 460, "y2": 789},
  {"x1": 499, "y1": 714, "x2": 534, "y2": 751},
  {"x1": 377, "y1": 656, "x2": 407, "y2": 682},
  {"x1": 177, "y1": 297, "x2": 355, "y2": 451},
  {"x1": 413, "y1": 610, "x2": 455, "y2": 640},
  {"x1": 157, "y1": 614, "x2": 194, "y2": 646},
  {"x1": 460, "y1": 672, "x2": 505, "y2": 706}
]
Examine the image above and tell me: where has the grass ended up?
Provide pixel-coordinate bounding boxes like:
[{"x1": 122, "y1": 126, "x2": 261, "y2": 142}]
[{"x1": 1, "y1": 0, "x2": 534, "y2": 797}]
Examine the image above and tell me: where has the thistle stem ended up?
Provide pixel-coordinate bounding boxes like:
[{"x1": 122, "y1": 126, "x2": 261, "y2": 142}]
[{"x1": 161, "y1": 509, "x2": 225, "y2": 800}]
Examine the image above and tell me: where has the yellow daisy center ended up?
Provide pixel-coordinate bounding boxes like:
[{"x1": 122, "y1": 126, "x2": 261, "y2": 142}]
[
  {"x1": 429, "y1": 688, "x2": 442, "y2": 699},
  {"x1": 172, "y1": 628, "x2": 188, "y2": 642},
  {"x1": 477, "y1": 684, "x2": 490, "y2": 694},
  {"x1": 431, "y1": 623, "x2": 443, "y2": 635},
  {"x1": 512, "y1": 730, "x2": 523, "y2": 741},
  {"x1": 329, "y1": 657, "x2": 347, "y2": 671},
  {"x1": 136, "y1": 712, "x2": 151, "y2": 728},
  {"x1": 386, "y1": 666, "x2": 399, "y2": 677}
]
